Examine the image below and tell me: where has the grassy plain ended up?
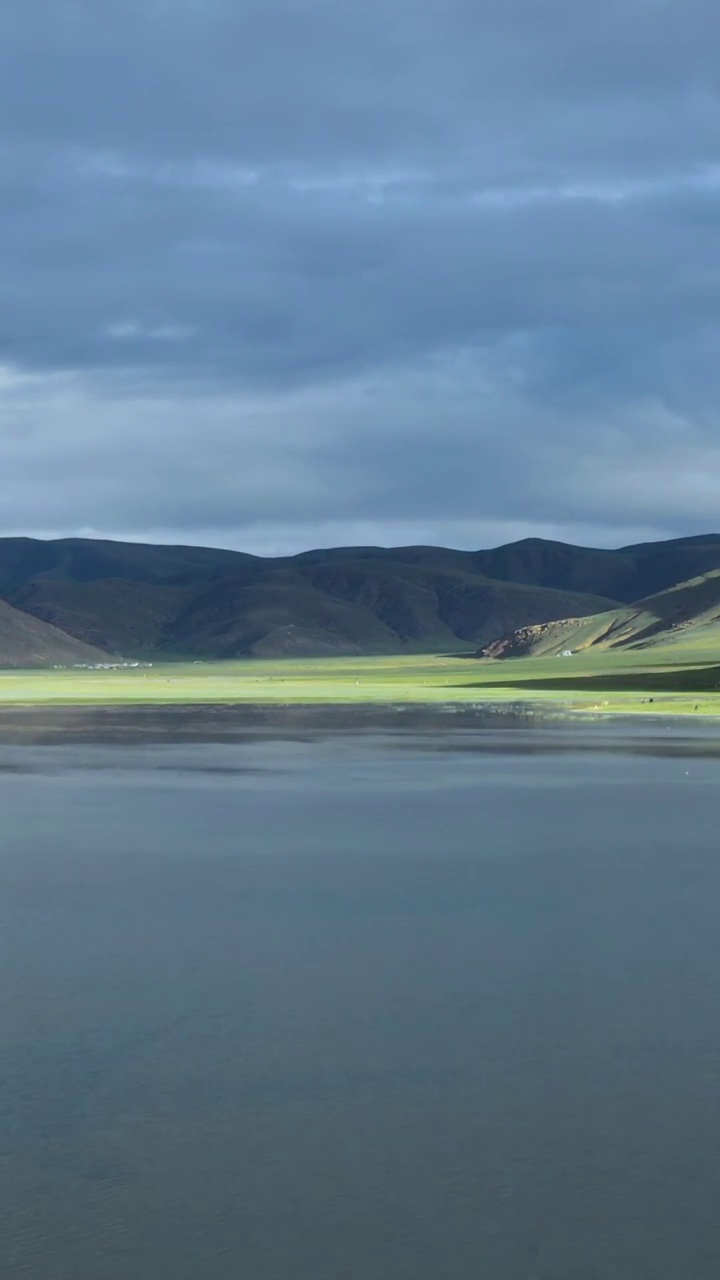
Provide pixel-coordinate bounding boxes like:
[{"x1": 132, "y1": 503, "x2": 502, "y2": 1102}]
[{"x1": 1, "y1": 641, "x2": 720, "y2": 717}]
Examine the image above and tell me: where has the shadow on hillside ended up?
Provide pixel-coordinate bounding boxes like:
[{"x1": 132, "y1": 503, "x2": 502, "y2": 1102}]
[{"x1": 454, "y1": 665, "x2": 720, "y2": 694}]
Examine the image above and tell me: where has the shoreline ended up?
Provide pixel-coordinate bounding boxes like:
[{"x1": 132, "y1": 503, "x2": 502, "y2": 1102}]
[
  {"x1": 1, "y1": 697, "x2": 720, "y2": 742},
  {"x1": 1, "y1": 693, "x2": 719, "y2": 718}
]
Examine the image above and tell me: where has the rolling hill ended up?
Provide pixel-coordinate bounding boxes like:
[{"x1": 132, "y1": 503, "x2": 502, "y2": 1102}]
[
  {"x1": 1, "y1": 533, "x2": 720, "y2": 663},
  {"x1": 480, "y1": 569, "x2": 720, "y2": 659}
]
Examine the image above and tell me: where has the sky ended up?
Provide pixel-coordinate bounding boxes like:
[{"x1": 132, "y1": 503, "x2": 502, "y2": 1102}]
[{"x1": 1, "y1": 0, "x2": 719, "y2": 556}]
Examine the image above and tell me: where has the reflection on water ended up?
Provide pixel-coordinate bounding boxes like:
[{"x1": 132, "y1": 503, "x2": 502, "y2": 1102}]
[
  {"x1": 1, "y1": 708, "x2": 720, "y2": 1279},
  {"x1": 3, "y1": 699, "x2": 720, "y2": 755}
]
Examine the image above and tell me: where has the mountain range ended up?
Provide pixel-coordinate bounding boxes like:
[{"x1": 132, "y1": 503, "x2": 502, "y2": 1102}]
[{"x1": 1, "y1": 533, "x2": 720, "y2": 666}]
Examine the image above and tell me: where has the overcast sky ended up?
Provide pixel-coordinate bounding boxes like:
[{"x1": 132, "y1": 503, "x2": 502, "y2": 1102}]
[{"x1": 1, "y1": 0, "x2": 719, "y2": 554}]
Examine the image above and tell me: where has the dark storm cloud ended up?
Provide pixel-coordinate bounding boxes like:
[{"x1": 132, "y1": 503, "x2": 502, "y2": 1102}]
[{"x1": 1, "y1": 0, "x2": 719, "y2": 549}]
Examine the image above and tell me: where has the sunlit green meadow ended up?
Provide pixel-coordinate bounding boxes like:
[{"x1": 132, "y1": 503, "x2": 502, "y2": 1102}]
[{"x1": 1, "y1": 642, "x2": 720, "y2": 716}]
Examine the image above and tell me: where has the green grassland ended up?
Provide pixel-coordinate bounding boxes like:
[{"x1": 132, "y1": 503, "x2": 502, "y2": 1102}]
[{"x1": 1, "y1": 640, "x2": 720, "y2": 717}]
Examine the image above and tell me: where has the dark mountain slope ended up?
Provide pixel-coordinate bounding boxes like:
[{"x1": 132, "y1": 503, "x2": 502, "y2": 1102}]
[
  {"x1": 152, "y1": 560, "x2": 616, "y2": 658},
  {"x1": 0, "y1": 536, "x2": 253, "y2": 589},
  {"x1": 291, "y1": 535, "x2": 720, "y2": 601},
  {"x1": 291, "y1": 560, "x2": 616, "y2": 646},
  {"x1": 159, "y1": 572, "x2": 400, "y2": 658},
  {"x1": 9, "y1": 578, "x2": 198, "y2": 654},
  {"x1": 4, "y1": 532, "x2": 720, "y2": 597},
  {"x1": 472, "y1": 535, "x2": 720, "y2": 602},
  {"x1": 0, "y1": 598, "x2": 108, "y2": 667}
]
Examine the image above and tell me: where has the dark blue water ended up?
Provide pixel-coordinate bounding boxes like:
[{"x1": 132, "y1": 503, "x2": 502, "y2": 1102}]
[{"x1": 2, "y1": 714, "x2": 720, "y2": 1278}]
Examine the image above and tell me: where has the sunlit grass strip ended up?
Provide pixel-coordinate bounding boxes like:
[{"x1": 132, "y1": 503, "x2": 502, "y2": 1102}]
[{"x1": 1, "y1": 647, "x2": 720, "y2": 716}]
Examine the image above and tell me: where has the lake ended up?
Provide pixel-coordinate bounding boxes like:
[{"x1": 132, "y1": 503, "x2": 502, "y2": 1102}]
[{"x1": 2, "y1": 707, "x2": 720, "y2": 1279}]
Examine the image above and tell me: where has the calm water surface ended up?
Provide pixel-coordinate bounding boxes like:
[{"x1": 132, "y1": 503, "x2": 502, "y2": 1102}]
[{"x1": 2, "y1": 709, "x2": 720, "y2": 1279}]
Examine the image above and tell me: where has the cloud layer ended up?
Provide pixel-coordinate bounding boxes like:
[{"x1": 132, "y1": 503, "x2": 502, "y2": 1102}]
[{"x1": 1, "y1": 0, "x2": 719, "y2": 552}]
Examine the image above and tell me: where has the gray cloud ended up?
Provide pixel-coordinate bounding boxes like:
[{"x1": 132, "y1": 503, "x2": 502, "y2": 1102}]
[{"x1": 0, "y1": 0, "x2": 719, "y2": 550}]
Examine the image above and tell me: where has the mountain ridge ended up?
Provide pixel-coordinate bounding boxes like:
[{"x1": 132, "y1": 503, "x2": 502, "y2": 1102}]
[{"x1": 1, "y1": 533, "x2": 720, "y2": 664}]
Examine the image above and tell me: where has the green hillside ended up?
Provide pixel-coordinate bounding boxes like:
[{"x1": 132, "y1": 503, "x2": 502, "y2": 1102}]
[{"x1": 480, "y1": 570, "x2": 720, "y2": 659}]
